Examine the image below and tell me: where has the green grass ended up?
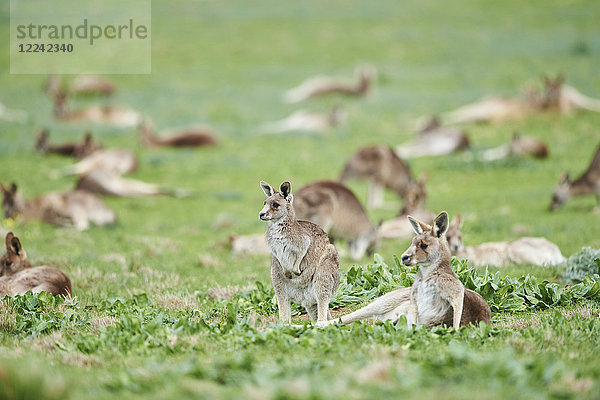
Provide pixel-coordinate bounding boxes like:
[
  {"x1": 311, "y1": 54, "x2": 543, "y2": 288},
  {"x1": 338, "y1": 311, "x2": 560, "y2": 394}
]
[{"x1": 1, "y1": 0, "x2": 600, "y2": 398}]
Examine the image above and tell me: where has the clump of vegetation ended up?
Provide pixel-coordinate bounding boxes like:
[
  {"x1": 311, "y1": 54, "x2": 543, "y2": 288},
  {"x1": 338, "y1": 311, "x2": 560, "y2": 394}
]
[{"x1": 562, "y1": 247, "x2": 600, "y2": 283}]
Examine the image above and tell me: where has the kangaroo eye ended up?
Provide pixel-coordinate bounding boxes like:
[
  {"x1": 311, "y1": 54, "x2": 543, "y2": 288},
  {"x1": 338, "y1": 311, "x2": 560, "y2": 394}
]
[
  {"x1": 420, "y1": 243, "x2": 428, "y2": 250},
  {"x1": 272, "y1": 202, "x2": 280, "y2": 209}
]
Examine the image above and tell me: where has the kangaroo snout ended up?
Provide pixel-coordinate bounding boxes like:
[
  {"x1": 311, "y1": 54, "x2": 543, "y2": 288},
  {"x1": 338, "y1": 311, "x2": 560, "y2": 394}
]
[
  {"x1": 401, "y1": 253, "x2": 412, "y2": 265},
  {"x1": 259, "y1": 212, "x2": 267, "y2": 220}
]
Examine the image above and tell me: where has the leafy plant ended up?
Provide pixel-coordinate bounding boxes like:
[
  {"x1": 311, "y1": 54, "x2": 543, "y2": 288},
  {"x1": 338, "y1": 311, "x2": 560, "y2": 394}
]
[{"x1": 561, "y1": 247, "x2": 600, "y2": 284}]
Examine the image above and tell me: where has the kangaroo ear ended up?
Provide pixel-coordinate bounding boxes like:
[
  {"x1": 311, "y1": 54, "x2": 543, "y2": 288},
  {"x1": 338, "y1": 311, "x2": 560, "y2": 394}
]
[
  {"x1": 280, "y1": 181, "x2": 291, "y2": 199},
  {"x1": 452, "y1": 214, "x2": 463, "y2": 229},
  {"x1": 260, "y1": 181, "x2": 274, "y2": 197},
  {"x1": 5, "y1": 232, "x2": 21, "y2": 255},
  {"x1": 10, "y1": 236, "x2": 22, "y2": 256},
  {"x1": 408, "y1": 216, "x2": 429, "y2": 235},
  {"x1": 10, "y1": 183, "x2": 17, "y2": 193},
  {"x1": 433, "y1": 212, "x2": 449, "y2": 237}
]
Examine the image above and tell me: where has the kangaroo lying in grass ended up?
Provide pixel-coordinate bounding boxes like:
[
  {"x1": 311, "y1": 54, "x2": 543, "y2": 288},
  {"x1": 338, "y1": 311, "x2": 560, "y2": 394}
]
[
  {"x1": 0, "y1": 232, "x2": 71, "y2": 297},
  {"x1": 1, "y1": 183, "x2": 115, "y2": 230},
  {"x1": 36, "y1": 129, "x2": 102, "y2": 158},
  {"x1": 60, "y1": 148, "x2": 138, "y2": 176},
  {"x1": 445, "y1": 214, "x2": 566, "y2": 267},
  {"x1": 260, "y1": 107, "x2": 346, "y2": 134},
  {"x1": 282, "y1": 66, "x2": 375, "y2": 103},
  {"x1": 44, "y1": 75, "x2": 116, "y2": 97},
  {"x1": 260, "y1": 181, "x2": 340, "y2": 326},
  {"x1": 54, "y1": 90, "x2": 141, "y2": 128},
  {"x1": 321, "y1": 212, "x2": 490, "y2": 328},
  {"x1": 429, "y1": 75, "x2": 600, "y2": 126},
  {"x1": 396, "y1": 117, "x2": 470, "y2": 159},
  {"x1": 75, "y1": 170, "x2": 191, "y2": 198},
  {"x1": 293, "y1": 180, "x2": 380, "y2": 261},
  {"x1": 378, "y1": 174, "x2": 434, "y2": 239},
  {"x1": 139, "y1": 120, "x2": 218, "y2": 147},
  {"x1": 479, "y1": 132, "x2": 549, "y2": 161},
  {"x1": 340, "y1": 145, "x2": 415, "y2": 209},
  {"x1": 550, "y1": 144, "x2": 600, "y2": 212}
]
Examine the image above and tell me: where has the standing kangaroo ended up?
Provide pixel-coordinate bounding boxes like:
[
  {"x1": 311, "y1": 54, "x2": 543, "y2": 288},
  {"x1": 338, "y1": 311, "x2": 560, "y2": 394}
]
[
  {"x1": 0, "y1": 232, "x2": 71, "y2": 297},
  {"x1": 139, "y1": 120, "x2": 218, "y2": 148},
  {"x1": 321, "y1": 212, "x2": 490, "y2": 327},
  {"x1": 1, "y1": 183, "x2": 116, "y2": 230},
  {"x1": 293, "y1": 180, "x2": 380, "y2": 261},
  {"x1": 340, "y1": 145, "x2": 414, "y2": 209},
  {"x1": 36, "y1": 129, "x2": 102, "y2": 158},
  {"x1": 446, "y1": 214, "x2": 566, "y2": 266},
  {"x1": 259, "y1": 181, "x2": 340, "y2": 326},
  {"x1": 401, "y1": 212, "x2": 490, "y2": 329},
  {"x1": 550, "y1": 144, "x2": 600, "y2": 211}
]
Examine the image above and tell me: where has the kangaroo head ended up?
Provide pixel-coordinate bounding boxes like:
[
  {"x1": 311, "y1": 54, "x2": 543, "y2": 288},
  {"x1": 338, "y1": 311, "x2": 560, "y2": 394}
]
[
  {"x1": 400, "y1": 174, "x2": 427, "y2": 215},
  {"x1": 259, "y1": 181, "x2": 295, "y2": 222},
  {"x1": 0, "y1": 232, "x2": 31, "y2": 277},
  {"x1": 550, "y1": 172, "x2": 571, "y2": 211},
  {"x1": 1, "y1": 183, "x2": 24, "y2": 219},
  {"x1": 540, "y1": 74, "x2": 565, "y2": 109},
  {"x1": 401, "y1": 211, "x2": 450, "y2": 267},
  {"x1": 446, "y1": 214, "x2": 464, "y2": 253}
]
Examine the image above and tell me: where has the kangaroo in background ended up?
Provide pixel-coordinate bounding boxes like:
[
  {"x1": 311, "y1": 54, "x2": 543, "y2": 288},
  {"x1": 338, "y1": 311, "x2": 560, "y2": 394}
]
[
  {"x1": 75, "y1": 170, "x2": 191, "y2": 198},
  {"x1": 480, "y1": 132, "x2": 549, "y2": 161},
  {"x1": 446, "y1": 214, "x2": 566, "y2": 266},
  {"x1": 550, "y1": 144, "x2": 600, "y2": 211},
  {"x1": 53, "y1": 90, "x2": 141, "y2": 128},
  {"x1": 260, "y1": 107, "x2": 346, "y2": 134},
  {"x1": 293, "y1": 180, "x2": 380, "y2": 261},
  {"x1": 139, "y1": 120, "x2": 218, "y2": 147},
  {"x1": 340, "y1": 145, "x2": 414, "y2": 209},
  {"x1": 396, "y1": 117, "x2": 470, "y2": 159},
  {"x1": 0, "y1": 101, "x2": 28, "y2": 123},
  {"x1": 401, "y1": 212, "x2": 491, "y2": 329},
  {"x1": 59, "y1": 148, "x2": 138, "y2": 176},
  {"x1": 429, "y1": 75, "x2": 600, "y2": 126},
  {"x1": 378, "y1": 174, "x2": 434, "y2": 239},
  {"x1": 44, "y1": 75, "x2": 115, "y2": 97},
  {"x1": 283, "y1": 66, "x2": 376, "y2": 103},
  {"x1": 0, "y1": 232, "x2": 71, "y2": 297},
  {"x1": 1, "y1": 183, "x2": 116, "y2": 231},
  {"x1": 36, "y1": 129, "x2": 102, "y2": 158},
  {"x1": 260, "y1": 181, "x2": 340, "y2": 326}
]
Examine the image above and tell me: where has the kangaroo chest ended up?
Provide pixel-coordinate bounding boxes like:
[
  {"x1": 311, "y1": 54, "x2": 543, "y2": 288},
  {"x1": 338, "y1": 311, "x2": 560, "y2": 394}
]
[
  {"x1": 414, "y1": 277, "x2": 451, "y2": 322},
  {"x1": 266, "y1": 224, "x2": 308, "y2": 272}
]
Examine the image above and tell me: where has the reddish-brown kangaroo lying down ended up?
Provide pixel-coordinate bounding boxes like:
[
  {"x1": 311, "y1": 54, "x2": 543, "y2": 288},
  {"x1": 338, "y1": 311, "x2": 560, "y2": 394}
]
[{"x1": 0, "y1": 232, "x2": 71, "y2": 297}]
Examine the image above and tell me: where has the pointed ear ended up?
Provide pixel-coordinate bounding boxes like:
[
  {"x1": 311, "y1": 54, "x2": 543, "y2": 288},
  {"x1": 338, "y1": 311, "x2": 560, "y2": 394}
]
[
  {"x1": 408, "y1": 216, "x2": 429, "y2": 235},
  {"x1": 10, "y1": 183, "x2": 17, "y2": 193},
  {"x1": 418, "y1": 172, "x2": 428, "y2": 185},
  {"x1": 452, "y1": 214, "x2": 463, "y2": 229},
  {"x1": 5, "y1": 232, "x2": 21, "y2": 255},
  {"x1": 10, "y1": 236, "x2": 22, "y2": 256},
  {"x1": 5, "y1": 232, "x2": 14, "y2": 251},
  {"x1": 280, "y1": 181, "x2": 291, "y2": 199},
  {"x1": 433, "y1": 212, "x2": 449, "y2": 237},
  {"x1": 260, "y1": 181, "x2": 274, "y2": 197}
]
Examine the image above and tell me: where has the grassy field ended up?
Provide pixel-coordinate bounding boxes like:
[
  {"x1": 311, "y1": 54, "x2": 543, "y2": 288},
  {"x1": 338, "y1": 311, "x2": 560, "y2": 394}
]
[{"x1": 1, "y1": 0, "x2": 600, "y2": 398}]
